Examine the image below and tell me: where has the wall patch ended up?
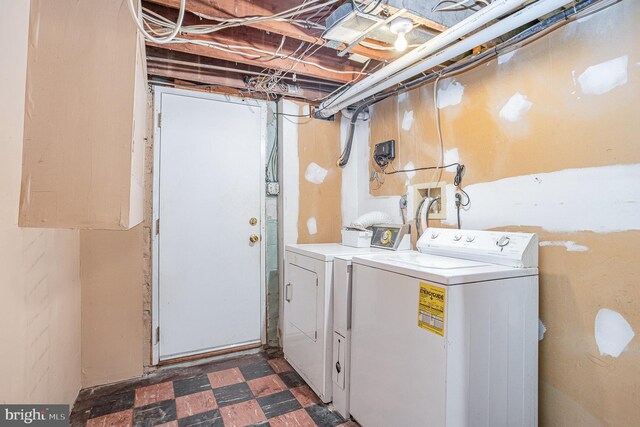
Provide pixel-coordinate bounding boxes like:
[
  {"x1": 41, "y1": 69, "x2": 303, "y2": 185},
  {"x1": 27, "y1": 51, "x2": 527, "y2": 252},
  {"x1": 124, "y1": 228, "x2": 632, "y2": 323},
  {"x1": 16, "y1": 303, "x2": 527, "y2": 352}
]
[
  {"x1": 306, "y1": 217, "x2": 318, "y2": 235},
  {"x1": 404, "y1": 161, "x2": 416, "y2": 180},
  {"x1": 499, "y1": 92, "x2": 532, "y2": 123},
  {"x1": 304, "y1": 162, "x2": 328, "y2": 185},
  {"x1": 443, "y1": 148, "x2": 461, "y2": 172},
  {"x1": 401, "y1": 110, "x2": 414, "y2": 131},
  {"x1": 437, "y1": 81, "x2": 464, "y2": 109},
  {"x1": 442, "y1": 163, "x2": 640, "y2": 233},
  {"x1": 578, "y1": 55, "x2": 628, "y2": 95},
  {"x1": 538, "y1": 319, "x2": 547, "y2": 341},
  {"x1": 539, "y1": 241, "x2": 589, "y2": 252},
  {"x1": 498, "y1": 51, "x2": 516, "y2": 65},
  {"x1": 595, "y1": 308, "x2": 635, "y2": 357}
]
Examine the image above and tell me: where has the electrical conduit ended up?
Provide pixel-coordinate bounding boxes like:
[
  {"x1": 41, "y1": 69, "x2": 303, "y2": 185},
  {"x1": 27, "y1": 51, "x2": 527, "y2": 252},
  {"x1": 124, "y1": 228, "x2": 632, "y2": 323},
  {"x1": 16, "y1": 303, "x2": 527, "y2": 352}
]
[
  {"x1": 319, "y1": 0, "x2": 527, "y2": 117},
  {"x1": 320, "y1": 0, "x2": 575, "y2": 117}
]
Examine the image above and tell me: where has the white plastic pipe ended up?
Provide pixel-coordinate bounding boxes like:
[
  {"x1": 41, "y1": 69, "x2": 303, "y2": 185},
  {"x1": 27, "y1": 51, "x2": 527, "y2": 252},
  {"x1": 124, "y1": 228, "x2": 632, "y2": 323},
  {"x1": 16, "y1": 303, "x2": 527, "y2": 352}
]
[
  {"x1": 318, "y1": 0, "x2": 526, "y2": 117},
  {"x1": 320, "y1": 0, "x2": 572, "y2": 117}
]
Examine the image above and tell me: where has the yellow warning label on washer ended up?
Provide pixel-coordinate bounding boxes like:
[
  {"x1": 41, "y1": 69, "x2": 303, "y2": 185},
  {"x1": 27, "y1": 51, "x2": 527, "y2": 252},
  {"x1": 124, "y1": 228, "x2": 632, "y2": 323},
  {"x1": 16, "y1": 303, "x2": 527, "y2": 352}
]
[{"x1": 418, "y1": 282, "x2": 446, "y2": 336}]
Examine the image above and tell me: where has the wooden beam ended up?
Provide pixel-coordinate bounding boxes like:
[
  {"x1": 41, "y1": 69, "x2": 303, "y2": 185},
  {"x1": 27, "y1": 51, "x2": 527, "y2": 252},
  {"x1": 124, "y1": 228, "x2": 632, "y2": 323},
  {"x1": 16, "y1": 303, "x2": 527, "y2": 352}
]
[
  {"x1": 143, "y1": 3, "x2": 365, "y2": 82},
  {"x1": 142, "y1": 5, "x2": 366, "y2": 83},
  {"x1": 148, "y1": 62, "x2": 330, "y2": 101},
  {"x1": 146, "y1": 46, "x2": 342, "y2": 87},
  {"x1": 377, "y1": 2, "x2": 448, "y2": 33},
  {"x1": 143, "y1": 0, "x2": 395, "y2": 61}
]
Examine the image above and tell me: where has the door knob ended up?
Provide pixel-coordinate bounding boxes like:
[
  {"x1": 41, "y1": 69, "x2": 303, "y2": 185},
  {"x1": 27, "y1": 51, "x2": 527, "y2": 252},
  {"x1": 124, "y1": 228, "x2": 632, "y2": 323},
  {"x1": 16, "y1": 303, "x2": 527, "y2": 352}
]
[
  {"x1": 249, "y1": 217, "x2": 257, "y2": 225},
  {"x1": 249, "y1": 234, "x2": 260, "y2": 243}
]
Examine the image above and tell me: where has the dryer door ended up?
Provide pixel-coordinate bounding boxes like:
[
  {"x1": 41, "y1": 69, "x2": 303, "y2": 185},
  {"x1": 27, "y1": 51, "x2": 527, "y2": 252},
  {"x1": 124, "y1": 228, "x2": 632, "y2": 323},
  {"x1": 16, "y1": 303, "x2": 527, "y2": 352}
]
[{"x1": 285, "y1": 263, "x2": 318, "y2": 341}]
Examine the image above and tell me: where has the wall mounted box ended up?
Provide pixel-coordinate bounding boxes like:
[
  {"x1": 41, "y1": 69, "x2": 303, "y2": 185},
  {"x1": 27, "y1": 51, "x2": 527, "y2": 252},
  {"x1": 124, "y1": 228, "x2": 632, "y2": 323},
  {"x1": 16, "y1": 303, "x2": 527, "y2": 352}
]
[
  {"x1": 19, "y1": 0, "x2": 146, "y2": 230},
  {"x1": 407, "y1": 182, "x2": 447, "y2": 221}
]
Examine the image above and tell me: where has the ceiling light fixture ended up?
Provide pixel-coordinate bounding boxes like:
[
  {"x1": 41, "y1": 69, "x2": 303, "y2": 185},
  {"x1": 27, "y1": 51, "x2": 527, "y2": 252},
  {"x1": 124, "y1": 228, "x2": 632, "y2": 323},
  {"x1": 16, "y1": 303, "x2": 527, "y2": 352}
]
[{"x1": 389, "y1": 18, "x2": 413, "y2": 52}]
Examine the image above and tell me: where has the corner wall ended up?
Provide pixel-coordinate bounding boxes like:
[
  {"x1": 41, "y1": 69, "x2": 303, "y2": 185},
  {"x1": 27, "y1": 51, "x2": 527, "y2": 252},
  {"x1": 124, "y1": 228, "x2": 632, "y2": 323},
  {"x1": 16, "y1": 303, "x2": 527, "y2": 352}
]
[
  {"x1": 0, "y1": 0, "x2": 81, "y2": 405},
  {"x1": 358, "y1": 2, "x2": 639, "y2": 425}
]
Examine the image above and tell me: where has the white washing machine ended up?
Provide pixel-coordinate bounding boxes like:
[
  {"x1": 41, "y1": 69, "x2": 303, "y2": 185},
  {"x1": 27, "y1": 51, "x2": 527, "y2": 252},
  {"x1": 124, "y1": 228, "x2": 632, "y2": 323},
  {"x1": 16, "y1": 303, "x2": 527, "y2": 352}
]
[
  {"x1": 349, "y1": 228, "x2": 539, "y2": 427},
  {"x1": 283, "y1": 244, "x2": 393, "y2": 402}
]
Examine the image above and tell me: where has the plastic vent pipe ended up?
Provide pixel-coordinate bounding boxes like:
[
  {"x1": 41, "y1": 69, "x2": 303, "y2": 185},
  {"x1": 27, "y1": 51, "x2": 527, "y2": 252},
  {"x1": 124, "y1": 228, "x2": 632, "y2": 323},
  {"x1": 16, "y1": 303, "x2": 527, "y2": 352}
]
[{"x1": 319, "y1": 0, "x2": 571, "y2": 117}]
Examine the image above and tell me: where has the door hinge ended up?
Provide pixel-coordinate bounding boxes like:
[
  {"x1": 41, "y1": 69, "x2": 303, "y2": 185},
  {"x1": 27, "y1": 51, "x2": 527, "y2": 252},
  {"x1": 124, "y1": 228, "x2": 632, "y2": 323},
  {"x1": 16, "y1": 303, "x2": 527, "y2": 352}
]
[
  {"x1": 157, "y1": 112, "x2": 162, "y2": 128},
  {"x1": 315, "y1": 331, "x2": 318, "y2": 340},
  {"x1": 155, "y1": 326, "x2": 160, "y2": 343},
  {"x1": 316, "y1": 278, "x2": 318, "y2": 287},
  {"x1": 155, "y1": 218, "x2": 160, "y2": 235}
]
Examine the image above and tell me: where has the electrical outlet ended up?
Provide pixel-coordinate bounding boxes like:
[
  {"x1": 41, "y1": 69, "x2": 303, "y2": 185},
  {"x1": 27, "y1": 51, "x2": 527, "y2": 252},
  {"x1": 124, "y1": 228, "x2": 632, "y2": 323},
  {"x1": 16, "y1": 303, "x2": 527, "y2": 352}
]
[{"x1": 266, "y1": 182, "x2": 280, "y2": 196}]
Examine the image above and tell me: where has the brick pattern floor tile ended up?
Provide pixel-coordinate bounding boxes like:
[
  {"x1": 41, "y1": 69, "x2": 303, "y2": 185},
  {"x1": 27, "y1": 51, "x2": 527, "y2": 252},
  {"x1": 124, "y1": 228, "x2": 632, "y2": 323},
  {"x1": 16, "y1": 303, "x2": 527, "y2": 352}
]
[
  {"x1": 219, "y1": 399, "x2": 266, "y2": 427},
  {"x1": 72, "y1": 352, "x2": 356, "y2": 427},
  {"x1": 289, "y1": 386, "x2": 321, "y2": 408},
  {"x1": 247, "y1": 374, "x2": 288, "y2": 398},
  {"x1": 135, "y1": 382, "x2": 175, "y2": 408},
  {"x1": 175, "y1": 390, "x2": 217, "y2": 418}
]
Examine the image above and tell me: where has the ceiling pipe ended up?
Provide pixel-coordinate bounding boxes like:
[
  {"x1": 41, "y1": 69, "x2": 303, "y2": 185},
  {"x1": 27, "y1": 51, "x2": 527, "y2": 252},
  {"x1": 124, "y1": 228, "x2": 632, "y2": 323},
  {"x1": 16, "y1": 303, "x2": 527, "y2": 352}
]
[
  {"x1": 344, "y1": 0, "x2": 575, "y2": 106},
  {"x1": 318, "y1": 0, "x2": 527, "y2": 118}
]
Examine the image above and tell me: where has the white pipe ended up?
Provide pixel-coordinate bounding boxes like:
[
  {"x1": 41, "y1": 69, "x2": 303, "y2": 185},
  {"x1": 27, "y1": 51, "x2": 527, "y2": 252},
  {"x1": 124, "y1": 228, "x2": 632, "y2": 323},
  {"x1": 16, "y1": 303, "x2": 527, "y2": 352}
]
[
  {"x1": 353, "y1": 0, "x2": 573, "y2": 104},
  {"x1": 318, "y1": 0, "x2": 526, "y2": 117}
]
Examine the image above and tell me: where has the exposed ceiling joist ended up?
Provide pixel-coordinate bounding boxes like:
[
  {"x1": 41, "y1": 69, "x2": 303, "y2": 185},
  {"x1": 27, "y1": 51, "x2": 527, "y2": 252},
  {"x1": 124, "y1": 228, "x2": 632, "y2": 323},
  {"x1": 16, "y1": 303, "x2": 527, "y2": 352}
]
[
  {"x1": 148, "y1": 66, "x2": 330, "y2": 101},
  {"x1": 143, "y1": 3, "x2": 368, "y2": 83},
  {"x1": 144, "y1": 0, "x2": 395, "y2": 61},
  {"x1": 146, "y1": 46, "x2": 339, "y2": 101}
]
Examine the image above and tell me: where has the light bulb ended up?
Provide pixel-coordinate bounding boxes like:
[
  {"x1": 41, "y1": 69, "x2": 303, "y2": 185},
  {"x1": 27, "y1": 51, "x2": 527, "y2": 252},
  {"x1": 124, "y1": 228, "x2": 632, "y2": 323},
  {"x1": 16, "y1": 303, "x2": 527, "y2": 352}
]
[{"x1": 394, "y1": 32, "x2": 408, "y2": 52}]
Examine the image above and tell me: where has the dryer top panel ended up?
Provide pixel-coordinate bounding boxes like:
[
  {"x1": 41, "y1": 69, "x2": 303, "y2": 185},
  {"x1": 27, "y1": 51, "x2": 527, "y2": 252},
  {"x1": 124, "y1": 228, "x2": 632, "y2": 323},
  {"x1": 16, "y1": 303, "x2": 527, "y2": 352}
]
[{"x1": 285, "y1": 243, "x2": 387, "y2": 262}]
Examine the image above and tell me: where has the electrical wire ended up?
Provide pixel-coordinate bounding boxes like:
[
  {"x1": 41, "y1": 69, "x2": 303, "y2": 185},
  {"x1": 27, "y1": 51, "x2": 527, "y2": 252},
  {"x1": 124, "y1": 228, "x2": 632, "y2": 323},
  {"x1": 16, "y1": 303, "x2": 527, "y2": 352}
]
[
  {"x1": 426, "y1": 74, "x2": 445, "y2": 208},
  {"x1": 433, "y1": 0, "x2": 491, "y2": 13},
  {"x1": 386, "y1": 162, "x2": 462, "y2": 175},
  {"x1": 144, "y1": 0, "x2": 338, "y2": 36},
  {"x1": 128, "y1": 0, "x2": 185, "y2": 44},
  {"x1": 161, "y1": 37, "x2": 367, "y2": 76},
  {"x1": 352, "y1": 0, "x2": 384, "y2": 15}
]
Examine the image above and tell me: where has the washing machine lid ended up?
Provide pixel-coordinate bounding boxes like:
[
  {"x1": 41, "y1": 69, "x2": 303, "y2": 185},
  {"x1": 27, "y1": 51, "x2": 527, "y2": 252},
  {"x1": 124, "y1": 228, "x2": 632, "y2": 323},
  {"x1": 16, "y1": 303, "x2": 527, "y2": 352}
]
[
  {"x1": 285, "y1": 243, "x2": 387, "y2": 262},
  {"x1": 353, "y1": 251, "x2": 538, "y2": 285}
]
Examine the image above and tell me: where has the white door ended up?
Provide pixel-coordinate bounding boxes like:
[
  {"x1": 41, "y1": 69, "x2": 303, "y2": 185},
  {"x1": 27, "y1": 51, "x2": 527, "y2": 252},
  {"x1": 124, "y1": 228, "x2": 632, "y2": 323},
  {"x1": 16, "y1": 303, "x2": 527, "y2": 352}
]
[{"x1": 156, "y1": 88, "x2": 265, "y2": 361}]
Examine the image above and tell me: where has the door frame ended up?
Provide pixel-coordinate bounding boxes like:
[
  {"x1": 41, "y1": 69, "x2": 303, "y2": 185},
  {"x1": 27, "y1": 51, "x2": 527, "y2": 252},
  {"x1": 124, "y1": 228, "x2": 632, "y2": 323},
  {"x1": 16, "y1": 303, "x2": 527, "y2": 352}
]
[{"x1": 151, "y1": 86, "x2": 267, "y2": 365}]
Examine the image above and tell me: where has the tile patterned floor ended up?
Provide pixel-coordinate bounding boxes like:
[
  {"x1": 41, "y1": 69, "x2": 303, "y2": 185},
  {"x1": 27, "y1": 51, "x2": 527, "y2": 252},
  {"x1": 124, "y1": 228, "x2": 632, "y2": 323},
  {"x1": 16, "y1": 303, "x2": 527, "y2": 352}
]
[{"x1": 71, "y1": 351, "x2": 357, "y2": 427}]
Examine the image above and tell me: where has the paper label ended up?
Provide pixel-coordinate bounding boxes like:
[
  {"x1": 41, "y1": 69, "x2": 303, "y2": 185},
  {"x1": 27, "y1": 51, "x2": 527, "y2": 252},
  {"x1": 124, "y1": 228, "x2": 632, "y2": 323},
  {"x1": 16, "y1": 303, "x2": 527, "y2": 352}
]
[{"x1": 418, "y1": 282, "x2": 446, "y2": 336}]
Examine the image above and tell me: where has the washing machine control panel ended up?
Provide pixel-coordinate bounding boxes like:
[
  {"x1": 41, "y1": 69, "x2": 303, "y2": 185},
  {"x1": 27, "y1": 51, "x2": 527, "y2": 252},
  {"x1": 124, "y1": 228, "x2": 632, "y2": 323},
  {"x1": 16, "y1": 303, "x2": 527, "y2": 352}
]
[{"x1": 419, "y1": 228, "x2": 538, "y2": 268}]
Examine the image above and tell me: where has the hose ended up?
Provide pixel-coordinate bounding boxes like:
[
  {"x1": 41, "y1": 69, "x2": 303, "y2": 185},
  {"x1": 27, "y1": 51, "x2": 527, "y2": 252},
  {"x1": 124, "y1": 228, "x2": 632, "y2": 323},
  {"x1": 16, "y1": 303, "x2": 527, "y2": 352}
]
[
  {"x1": 337, "y1": 101, "x2": 373, "y2": 167},
  {"x1": 415, "y1": 196, "x2": 440, "y2": 238}
]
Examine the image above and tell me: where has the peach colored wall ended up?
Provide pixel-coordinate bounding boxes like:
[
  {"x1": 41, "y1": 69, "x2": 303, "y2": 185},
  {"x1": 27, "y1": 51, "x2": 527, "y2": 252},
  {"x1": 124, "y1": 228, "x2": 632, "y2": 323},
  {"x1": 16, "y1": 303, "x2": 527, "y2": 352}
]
[
  {"x1": 80, "y1": 227, "x2": 144, "y2": 388},
  {"x1": 0, "y1": 0, "x2": 81, "y2": 405},
  {"x1": 364, "y1": 3, "x2": 639, "y2": 426},
  {"x1": 296, "y1": 107, "x2": 343, "y2": 244}
]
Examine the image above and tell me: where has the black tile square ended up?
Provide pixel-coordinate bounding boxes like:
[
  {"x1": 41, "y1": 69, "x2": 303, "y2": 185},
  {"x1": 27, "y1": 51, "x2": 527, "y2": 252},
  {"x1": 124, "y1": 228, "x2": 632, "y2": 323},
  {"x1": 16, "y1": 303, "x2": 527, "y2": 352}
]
[
  {"x1": 278, "y1": 371, "x2": 306, "y2": 389},
  {"x1": 239, "y1": 361, "x2": 276, "y2": 381},
  {"x1": 89, "y1": 390, "x2": 135, "y2": 418},
  {"x1": 213, "y1": 382, "x2": 254, "y2": 407},
  {"x1": 306, "y1": 405, "x2": 345, "y2": 427},
  {"x1": 257, "y1": 390, "x2": 302, "y2": 419},
  {"x1": 133, "y1": 399, "x2": 177, "y2": 427},
  {"x1": 178, "y1": 409, "x2": 224, "y2": 427},
  {"x1": 173, "y1": 375, "x2": 211, "y2": 397}
]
